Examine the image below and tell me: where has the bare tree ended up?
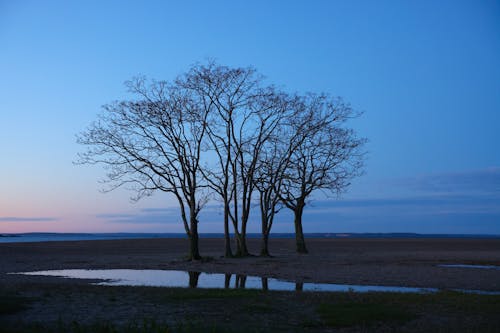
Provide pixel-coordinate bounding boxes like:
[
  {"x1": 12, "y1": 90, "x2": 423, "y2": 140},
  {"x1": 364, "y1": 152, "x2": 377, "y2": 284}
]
[
  {"x1": 77, "y1": 62, "x2": 365, "y2": 259},
  {"x1": 180, "y1": 62, "x2": 284, "y2": 257},
  {"x1": 77, "y1": 77, "x2": 209, "y2": 260},
  {"x1": 254, "y1": 132, "x2": 290, "y2": 257},
  {"x1": 235, "y1": 90, "x2": 286, "y2": 256},
  {"x1": 176, "y1": 63, "x2": 237, "y2": 257},
  {"x1": 278, "y1": 94, "x2": 366, "y2": 253},
  {"x1": 253, "y1": 94, "x2": 322, "y2": 256}
]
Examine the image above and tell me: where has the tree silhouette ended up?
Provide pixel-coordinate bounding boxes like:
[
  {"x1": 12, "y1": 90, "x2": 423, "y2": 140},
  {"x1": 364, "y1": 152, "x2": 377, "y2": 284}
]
[
  {"x1": 77, "y1": 62, "x2": 365, "y2": 258},
  {"x1": 182, "y1": 62, "x2": 285, "y2": 257},
  {"x1": 277, "y1": 94, "x2": 366, "y2": 253},
  {"x1": 77, "y1": 77, "x2": 209, "y2": 260}
]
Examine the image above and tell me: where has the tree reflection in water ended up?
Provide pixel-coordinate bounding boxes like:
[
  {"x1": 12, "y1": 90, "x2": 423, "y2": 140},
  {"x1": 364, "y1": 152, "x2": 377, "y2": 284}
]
[
  {"x1": 235, "y1": 274, "x2": 247, "y2": 288},
  {"x1": 224, "y1": 273, "x2": 231, "y2": 289},
  {"x1": 18, "y1": 269, "x2": 455, "y2": 294},
  {"x1": 188, "y1": 271, "x2": 201, "y2": 288},
  {"x1": 261, "y1": 277, "x2": 269, "y2": 291},
  {"x1": 186, "y1": 272, "x2": 301, "y2": 291},
  {"x1": 189, "y1": 273, "x2": 275, "y2": 291}
]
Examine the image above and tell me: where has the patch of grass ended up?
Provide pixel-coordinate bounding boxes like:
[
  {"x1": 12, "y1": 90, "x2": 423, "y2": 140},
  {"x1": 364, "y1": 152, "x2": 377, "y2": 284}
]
[
  {"x1": 243, "y1": 303, "x2": 274, "y2": 313},
  {"x1": 71, "y1": 319, "x2": 173, "y2": 333},
  {"x1": 107, "y1": 295, "x2": 118, "y2": 302},
  {"x1": 175, "y1": 320, "x2": 244, "y2": 333},
  {"x1": 0, "y1": 293, "x2": 32, "y2": 315},
  {"x1": 299, "y1": 318, "x2": 322, "y2": 329},
  {"x1": 0, "y1": 319, "x2": 255, "y2": 333},
  {"x1": 432, "y1": 291, "x2": 500, "y2": 314},
  {"x1": 0, "y1": 320, "x2": 173, "y2": 333},
  {"x1": 317, "y1": 301, "x2": 416, "y2": 328},
  {"x1": 166, "y1": 288, "x2": 262, "y2": 301},
  {"x1": 5, "y1": 283, "x2": 500, "y2": 333}
]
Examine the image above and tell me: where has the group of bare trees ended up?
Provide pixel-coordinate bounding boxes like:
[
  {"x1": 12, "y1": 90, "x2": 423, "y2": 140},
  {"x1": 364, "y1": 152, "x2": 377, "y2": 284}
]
[{"x1": 77, "y1": 62, "x2": 365, "y2": 260}]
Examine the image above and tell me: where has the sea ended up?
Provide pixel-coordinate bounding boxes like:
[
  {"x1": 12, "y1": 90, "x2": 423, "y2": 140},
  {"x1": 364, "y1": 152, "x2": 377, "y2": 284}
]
[{"x1": 0, "y1": 232, "x2": 499, "y2": 243}]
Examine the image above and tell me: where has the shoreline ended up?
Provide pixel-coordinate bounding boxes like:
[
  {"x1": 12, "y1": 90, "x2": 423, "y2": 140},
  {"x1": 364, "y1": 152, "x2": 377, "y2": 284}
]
[
  {"x1": 2, "y1": 237, "x2": 500, "y2": 332},
  {"x1": 3, "y1": 231, "x2": 500, "y2": 246},
  {"x1": 2, "y1": 237, "x2": 500, "y2": 291}
]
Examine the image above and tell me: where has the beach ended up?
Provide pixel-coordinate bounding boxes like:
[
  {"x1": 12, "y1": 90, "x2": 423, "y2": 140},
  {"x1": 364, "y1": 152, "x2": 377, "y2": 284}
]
[
  {"x1": 2, "y1": 237, "x2": 500, "y2": 290},
  {"x1": 1, "y1": 237, "x2": 500, "y2": 332}
]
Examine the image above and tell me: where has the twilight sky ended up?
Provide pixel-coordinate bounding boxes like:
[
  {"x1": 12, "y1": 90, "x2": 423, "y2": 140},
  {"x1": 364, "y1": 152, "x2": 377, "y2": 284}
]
[{"x1": 1, "y1": 0, "x2": 499, "y2": 234}]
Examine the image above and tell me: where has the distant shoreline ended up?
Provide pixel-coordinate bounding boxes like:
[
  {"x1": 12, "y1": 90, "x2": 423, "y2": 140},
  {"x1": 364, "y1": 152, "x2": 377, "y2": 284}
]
[{"x1": 1, "y1": 232, "x2": 500, "y2": 243}]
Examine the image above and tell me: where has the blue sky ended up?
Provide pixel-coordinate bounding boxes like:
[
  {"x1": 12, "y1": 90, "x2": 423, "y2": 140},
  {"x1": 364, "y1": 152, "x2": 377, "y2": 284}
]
[{"x1": 0, "y1": 0, "x2": 499, "y2": 234}]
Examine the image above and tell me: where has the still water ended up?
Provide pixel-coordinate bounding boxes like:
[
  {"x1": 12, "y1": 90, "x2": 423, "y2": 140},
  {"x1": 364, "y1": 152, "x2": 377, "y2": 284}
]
[
  {"x1": 438, "y1": 264, "x2": 500, "y2": 270},
  {"x1": 14, "y1": 269, "x2": 499, "y2": 295}
]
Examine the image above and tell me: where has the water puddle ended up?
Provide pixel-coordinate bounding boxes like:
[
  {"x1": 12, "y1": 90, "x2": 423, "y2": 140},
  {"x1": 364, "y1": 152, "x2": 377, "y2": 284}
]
[
  {"x1": 438, "y1": 264, "x2": 500, "y2": 270},
  {"x1": 13, "y1": 269, "x2": 500, "y2": 295}
]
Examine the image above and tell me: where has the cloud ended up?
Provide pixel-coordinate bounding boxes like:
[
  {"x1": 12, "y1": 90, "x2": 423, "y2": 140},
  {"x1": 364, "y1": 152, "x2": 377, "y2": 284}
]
[
  {"x1": 95, "y1": 167, "x2": 500, "y2": 233},
  {"x1": 140, "y1": 208, "x2": 173, "y2": 213},
  {"x1": 308, "y1": 194, "x2": 500, "y2": 213},
  {"x1": 97, "y1": 207, "x2": 180, "y2": 224},
  {"x1": 98, "y1": 204, "x2": 259, "y2": 227},
  {"x1": 99, "y1": 205, "x2": 226, "y2": 225},
  {"x1": 397, "y1": 167, "x2": 500, "y2": 195},
  {"x1": 95, "y1": 213, "x2": 136, "y2": 219},
  {"x1": 294, "y1": 168, "x2": 500, "y2": 233},
  {"x1": 0, "y1": 216, "x2": 58, "y2": 222},
  {"x1": 304, "y1": 195, "x2": 499, "y2": 219}
]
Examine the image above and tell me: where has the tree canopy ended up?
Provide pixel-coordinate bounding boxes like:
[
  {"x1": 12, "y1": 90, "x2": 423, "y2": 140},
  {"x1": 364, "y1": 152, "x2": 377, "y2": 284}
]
[{"x1": 77, "y1": 62, "x2": 365, "y2": 258}]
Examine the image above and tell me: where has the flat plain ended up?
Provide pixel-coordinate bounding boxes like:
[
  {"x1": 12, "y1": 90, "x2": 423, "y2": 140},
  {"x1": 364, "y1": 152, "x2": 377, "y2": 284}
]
[{"x1": 1, "y1": 238, "x2": 500, "y2": 332}]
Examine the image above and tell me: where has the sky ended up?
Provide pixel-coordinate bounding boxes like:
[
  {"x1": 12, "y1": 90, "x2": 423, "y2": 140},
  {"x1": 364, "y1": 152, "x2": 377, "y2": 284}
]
[{"x1": 0, "y1": 0, "x2": 499, "y2": 234}]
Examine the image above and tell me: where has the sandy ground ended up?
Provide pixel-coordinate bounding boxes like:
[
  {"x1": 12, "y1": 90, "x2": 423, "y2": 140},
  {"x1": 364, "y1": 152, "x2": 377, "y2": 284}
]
[{"x1": 1, "y1": 237, "x2": 500, "y2": 291}]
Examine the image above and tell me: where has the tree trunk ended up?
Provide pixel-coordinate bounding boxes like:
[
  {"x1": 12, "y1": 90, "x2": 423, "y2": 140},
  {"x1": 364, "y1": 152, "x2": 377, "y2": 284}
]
[
  {"x1": 240, "y1": 235, "x2": 249, "y2": 256},
  {"x1": 235, "y1": 233, "x2": 249, "y2": 257},
  {"x1": 240, "y1": 218, "x2": 250, "y2": 256},
  {"x1": 240, "y1": 201, "x2": 251, "y2": 256},
  {"x1": 294, "y1": 204, "x2": 308, "y2": 254},
  {"x1": 223, "y1": 204, "x2": 233, "y2": 257},
  {"x1": 260, "y1": 232, "x2": 270, "y2": 256},
  {"x1": 189, "y1": 214, "x2": 201, "y2": 260}
]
